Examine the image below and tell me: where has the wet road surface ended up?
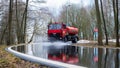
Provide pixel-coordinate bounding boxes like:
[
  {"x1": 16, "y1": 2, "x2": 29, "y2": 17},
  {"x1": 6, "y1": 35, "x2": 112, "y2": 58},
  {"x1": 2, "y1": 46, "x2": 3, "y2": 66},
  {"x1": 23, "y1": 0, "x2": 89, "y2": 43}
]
[{"x1": 11, "y1": 42, "x2": 120, "y2": 68}]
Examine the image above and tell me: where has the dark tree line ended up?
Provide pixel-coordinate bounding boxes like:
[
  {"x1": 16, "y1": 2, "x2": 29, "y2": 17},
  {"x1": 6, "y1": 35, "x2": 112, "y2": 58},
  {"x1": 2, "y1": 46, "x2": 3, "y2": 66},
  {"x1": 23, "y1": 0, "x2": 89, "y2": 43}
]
[
  {"x1": 94, "y1": 0, "x2": 119, "y2": 68},
  {"x1": 0, "y1": 0, "x2": 29, "y2": 45},
  {"x1": 94, "y1": 0, "x2": 119, "y2": 46},
  {"x1": 0, "y1": 0, "x2": 50, "y2": 45}
]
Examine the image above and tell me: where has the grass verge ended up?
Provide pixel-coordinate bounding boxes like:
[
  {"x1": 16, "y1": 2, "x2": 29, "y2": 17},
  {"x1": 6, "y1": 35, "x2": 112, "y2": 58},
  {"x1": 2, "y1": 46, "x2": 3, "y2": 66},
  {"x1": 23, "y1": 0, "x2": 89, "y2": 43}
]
[{"x1": 0, "y1": 45, "x2": 48, "y2": 68}]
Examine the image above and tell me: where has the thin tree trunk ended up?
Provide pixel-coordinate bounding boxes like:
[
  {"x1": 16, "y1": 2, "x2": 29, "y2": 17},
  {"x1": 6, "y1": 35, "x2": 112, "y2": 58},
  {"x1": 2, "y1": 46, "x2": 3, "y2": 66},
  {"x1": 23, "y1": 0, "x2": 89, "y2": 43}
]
[
  {"x1": 100, "y1": 0, "x2": 108, "y2": 45},
  {"x1": 17, "y1": 0, "x2": 29, "y2": 43},
  {"x1": 28, "y1": 32, "x2": 34, "y2": 43},
  {"x1": 7, "y1": 0, "x2": 13, "y2": 45},
  {"x1": 112, "y1": 0, "x2": 119, "y2": 47},
  {"x1": 0, "y1": 24, "x2": 8, "y2": 44},
  {"x1": 23, "y1": 0, "x2": 29, "y2": 43},
  {"x1": 112, "y1": 0, "x2": 119, "y2": 67},
  {"x1": 15, "y1": 0, "x2": 20, "y2": 44},
  {"x1": 94, "y1": 0, "x2": 103, "y2": 45},
  {"x1": 116, "y1": 0, "x2": 119, "y2": 47},
  {"x1": 28, "y1": 21, "x2": 36, "y2": 43}
]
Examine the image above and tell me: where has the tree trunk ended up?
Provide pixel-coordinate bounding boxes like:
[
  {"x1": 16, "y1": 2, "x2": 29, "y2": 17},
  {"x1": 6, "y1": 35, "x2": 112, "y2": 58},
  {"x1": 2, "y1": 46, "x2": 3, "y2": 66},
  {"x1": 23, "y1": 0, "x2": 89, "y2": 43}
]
[
  {"x1": 16, "y1": 0, "x2": 29, "y2": 44},
  {"x1": 28, "y1": 20, "x2": 37, "y2": 43},
  {"x1": 0, "y1": 24, "x2": 8, "y2": 44},
  {"x1": 23, "y1": 0, "x2": 29, "y2": 43},
  {"x1": 116, "y1": 0, "x2": 119, "y2": 47},
  {"x1": 15, "y1": 0, "x2": 20, "y2": 44},
  {"x1": 94, "y1": 0, "x2": 103, "y2": 45},
  {"x1": 7, "y1": 0, "x2": 13, "y2": 45},
  {"x1": 113, "y1": 0, "x2": 120, "y2": 67},
  {"x1": 100, "y1": 0, "x2": 108, "y2": 45},
  {"x1": 112, "y1": 0, "x2": 119, "y2": 47}
]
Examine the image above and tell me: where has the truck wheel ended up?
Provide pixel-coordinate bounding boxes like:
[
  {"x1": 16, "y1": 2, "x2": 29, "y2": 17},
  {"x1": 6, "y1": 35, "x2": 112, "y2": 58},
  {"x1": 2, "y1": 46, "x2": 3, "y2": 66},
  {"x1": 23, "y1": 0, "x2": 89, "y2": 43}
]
[
  {"x1": 63, "y1": 37, "x2": 67, "y2": 42},
  {"x1": 72, "y1": 37, "x2": 77, "y2": 43}
]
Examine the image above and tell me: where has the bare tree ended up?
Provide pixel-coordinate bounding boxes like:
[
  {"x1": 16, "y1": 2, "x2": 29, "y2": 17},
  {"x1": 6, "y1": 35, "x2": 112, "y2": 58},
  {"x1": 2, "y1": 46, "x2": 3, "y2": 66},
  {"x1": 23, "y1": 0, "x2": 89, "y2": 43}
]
[
  {"x1": 15, "y1": 0, "x2": 29, "y2": 43},
  {"x1": 94, "y1": 0, "x2": 103, "y2": 45},
  {"x1": 100, "y1": 0, "x2": 108, "y2": 45},
  {"x1": 112, "y1": 0, "x2": 119, "y2": 68},
  {"x1": 112, "y1": 0, "x2": 119, "y2": 47},
  {"x1": 7, "y1": 0, "x2": 13, "y2": 45},
  {"x1": 0, "y1": 0, "x2": 50, "y2": 44}
]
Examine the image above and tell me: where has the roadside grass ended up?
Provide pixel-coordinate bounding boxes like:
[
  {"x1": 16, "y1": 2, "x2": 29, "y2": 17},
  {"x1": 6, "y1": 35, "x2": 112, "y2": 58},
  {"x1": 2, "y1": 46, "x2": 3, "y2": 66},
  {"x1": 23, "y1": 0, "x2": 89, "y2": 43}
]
[{"x1": 0, "y1": 45, "x2": 48, "y2": 68}]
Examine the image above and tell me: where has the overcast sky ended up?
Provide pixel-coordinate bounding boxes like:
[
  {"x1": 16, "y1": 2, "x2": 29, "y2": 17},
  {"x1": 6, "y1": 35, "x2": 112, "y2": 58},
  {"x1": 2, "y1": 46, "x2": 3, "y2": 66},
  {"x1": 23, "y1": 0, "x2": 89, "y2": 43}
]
[
  {"x1": 45, "y1": 0, "x2": 93, "y2": 8},
  {"x1": 29, "y1": 0, "x2": 93, "y2": 16}
]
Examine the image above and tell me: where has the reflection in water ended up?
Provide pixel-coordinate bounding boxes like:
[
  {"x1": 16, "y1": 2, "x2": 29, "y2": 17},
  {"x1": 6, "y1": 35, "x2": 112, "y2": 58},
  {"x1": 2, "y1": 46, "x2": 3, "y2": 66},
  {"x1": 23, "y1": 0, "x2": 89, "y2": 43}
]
[
  {"x1": 12, "y1": 45, "x2": 26, "y2": 53},
  {"x1": 48, "y1": 45, "x2": 79, "y2": 64},
  {"x1": 12, "y1": 44, "x2": 120, "y2": 68}
]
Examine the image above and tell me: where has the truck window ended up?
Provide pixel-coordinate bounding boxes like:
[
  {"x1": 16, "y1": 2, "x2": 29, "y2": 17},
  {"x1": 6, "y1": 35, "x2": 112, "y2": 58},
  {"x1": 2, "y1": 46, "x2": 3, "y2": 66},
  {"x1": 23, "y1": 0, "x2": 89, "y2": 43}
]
[{"x1": 49, "y1": 24, "x2": 62, "y2": 29}]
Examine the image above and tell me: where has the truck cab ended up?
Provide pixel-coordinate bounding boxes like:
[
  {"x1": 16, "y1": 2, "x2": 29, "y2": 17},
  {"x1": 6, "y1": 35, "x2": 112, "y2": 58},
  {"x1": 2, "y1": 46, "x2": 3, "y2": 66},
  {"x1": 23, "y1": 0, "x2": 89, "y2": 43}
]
[
  {"x1": 47, "y1": 22, "x2": 79, "y2": 43},
  {"x1": 48, "y1": 23, "x2": 67, "y2": 40}
]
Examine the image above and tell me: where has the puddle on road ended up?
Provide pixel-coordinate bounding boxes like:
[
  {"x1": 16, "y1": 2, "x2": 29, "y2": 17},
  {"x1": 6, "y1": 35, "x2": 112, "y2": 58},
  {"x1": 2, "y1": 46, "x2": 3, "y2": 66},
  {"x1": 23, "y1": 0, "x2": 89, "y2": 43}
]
[{"x1": 11, "y1": 43, "x2": 120, "y2": 68}]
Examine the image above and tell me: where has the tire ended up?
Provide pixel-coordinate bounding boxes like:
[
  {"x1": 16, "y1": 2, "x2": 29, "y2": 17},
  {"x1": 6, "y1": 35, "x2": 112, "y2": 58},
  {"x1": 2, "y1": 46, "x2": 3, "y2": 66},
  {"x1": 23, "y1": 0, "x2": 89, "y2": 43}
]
[{"x1": 72, "y1": 37, "x2": 77, "y2": 43}]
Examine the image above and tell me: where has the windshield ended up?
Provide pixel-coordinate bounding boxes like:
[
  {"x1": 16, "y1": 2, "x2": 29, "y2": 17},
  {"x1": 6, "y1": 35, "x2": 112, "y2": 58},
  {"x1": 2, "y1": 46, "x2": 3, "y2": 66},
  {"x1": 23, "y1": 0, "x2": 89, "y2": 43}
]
[{"x1": 49, "y1": 24, "x2": 62, "y2": 30}]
